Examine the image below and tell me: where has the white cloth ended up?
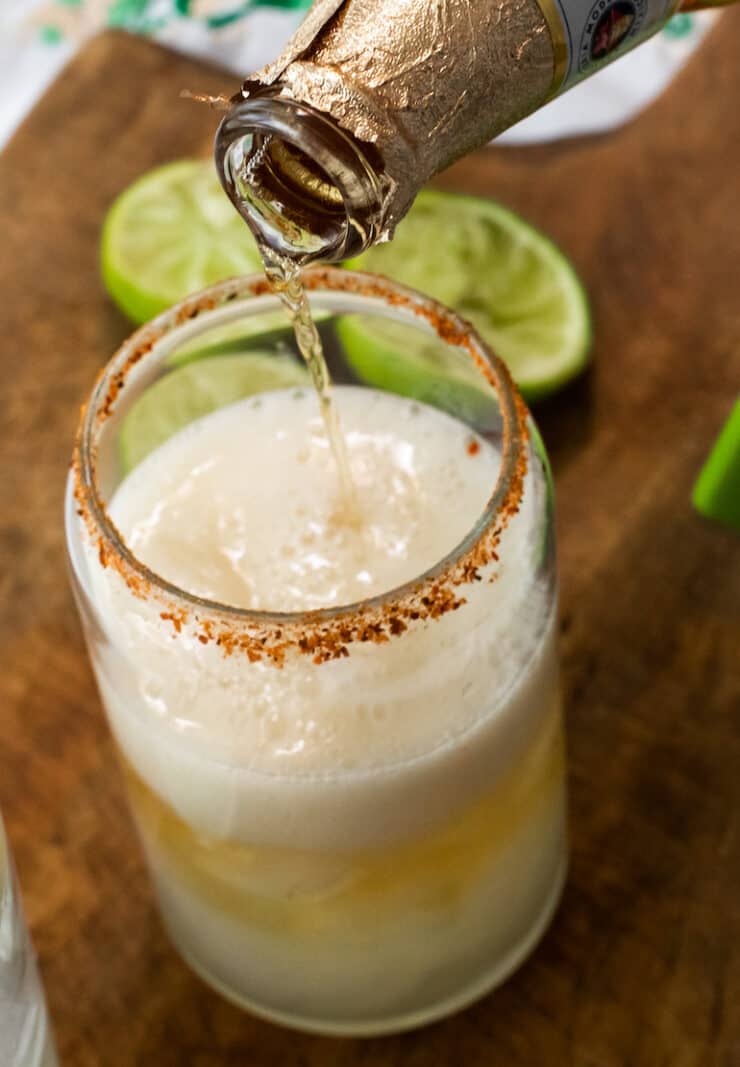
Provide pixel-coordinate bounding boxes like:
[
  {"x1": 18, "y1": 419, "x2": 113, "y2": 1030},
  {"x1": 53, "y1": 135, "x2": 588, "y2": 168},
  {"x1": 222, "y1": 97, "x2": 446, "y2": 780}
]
[{"x1": 0, "y1": 1, "x2": 717, "y2": 151}]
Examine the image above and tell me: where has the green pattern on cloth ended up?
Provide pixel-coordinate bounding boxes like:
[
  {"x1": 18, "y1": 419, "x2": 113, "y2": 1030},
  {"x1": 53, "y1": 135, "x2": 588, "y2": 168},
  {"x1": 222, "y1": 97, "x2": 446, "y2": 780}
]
[
  {"x1": 36, "y1": 0, "x2": 313, "y2": 39},
  {"x1": 106, "y1": 0, "x2": 311, "y2": 33},
  {"x1": 663, "y1": 13, "x2": 695, "y2": 38},
  {"x1": 107, "y1": 0, "x2": 168, "y2": 32},
  {"x1": 39, "y1": 24, "x2": 65, "y2": 43},
  {"x1": 175, "y1": 0, "x2": 312, "y2": 24}
]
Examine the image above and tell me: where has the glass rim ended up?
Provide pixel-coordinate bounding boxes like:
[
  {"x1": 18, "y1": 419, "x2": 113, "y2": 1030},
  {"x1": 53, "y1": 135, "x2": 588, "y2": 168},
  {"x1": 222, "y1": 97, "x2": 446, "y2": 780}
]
[{"x1": 72, "y1": 267, "x2": 530, "y2": 664}]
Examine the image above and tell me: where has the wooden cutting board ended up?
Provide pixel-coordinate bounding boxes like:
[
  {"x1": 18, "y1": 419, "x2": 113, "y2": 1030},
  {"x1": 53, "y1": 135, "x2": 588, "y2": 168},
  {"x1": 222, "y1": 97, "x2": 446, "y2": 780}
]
[{"x1": 1, "y1": 24, "x2": 739, "y2": 1067}]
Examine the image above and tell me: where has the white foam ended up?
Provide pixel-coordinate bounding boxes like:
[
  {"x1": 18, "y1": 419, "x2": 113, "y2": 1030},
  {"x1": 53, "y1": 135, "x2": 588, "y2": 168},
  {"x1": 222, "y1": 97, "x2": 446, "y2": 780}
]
[
  {"x1": 110, "y1": 387, "x2": 496, "y2": 612},
  {"x1": 76, "y1": 387, "x2": 555, "y2": 848}
]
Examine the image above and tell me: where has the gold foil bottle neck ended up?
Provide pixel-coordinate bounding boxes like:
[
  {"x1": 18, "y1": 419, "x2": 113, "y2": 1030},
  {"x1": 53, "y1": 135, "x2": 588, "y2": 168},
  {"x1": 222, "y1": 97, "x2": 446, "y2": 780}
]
[{"x1": 250, "y1": 0, "x2": 556, "y2": 238}]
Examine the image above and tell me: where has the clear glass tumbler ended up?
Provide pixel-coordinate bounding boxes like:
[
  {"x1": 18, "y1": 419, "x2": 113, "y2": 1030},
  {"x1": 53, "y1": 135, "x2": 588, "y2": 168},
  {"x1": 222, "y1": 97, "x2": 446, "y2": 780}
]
[
  {"x1": 0, "y1": 817, "x2": 57, "y2": 1067},
  {"x1": 66, "y1": 268, "x2": 567, "y2": 1035}
]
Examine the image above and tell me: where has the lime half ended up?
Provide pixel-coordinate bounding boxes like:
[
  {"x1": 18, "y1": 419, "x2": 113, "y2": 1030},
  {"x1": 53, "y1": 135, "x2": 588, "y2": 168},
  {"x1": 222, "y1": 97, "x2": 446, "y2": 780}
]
[
  {"x1": 102, "y1": 160, "x2": 263, "y2": 324},
  {"x1": 170, "y1": 308, "x2": 333, "y2": 368},
  {"x1": 344, "y1": 190, "x2": 591, "y2": 401},
  {"x1": 120, "y1": 351, "x2": 309, "y2": 472}
]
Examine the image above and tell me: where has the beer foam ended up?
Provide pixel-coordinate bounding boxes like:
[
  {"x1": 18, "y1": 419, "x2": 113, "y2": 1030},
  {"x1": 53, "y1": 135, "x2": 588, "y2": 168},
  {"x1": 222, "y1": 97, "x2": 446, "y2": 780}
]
[
  {"x1": 77, "y1": 387, "x2": 554, "y2": 847},
  {"x1": 110, "y1": 387, "x2": 497, "y2": 612}
]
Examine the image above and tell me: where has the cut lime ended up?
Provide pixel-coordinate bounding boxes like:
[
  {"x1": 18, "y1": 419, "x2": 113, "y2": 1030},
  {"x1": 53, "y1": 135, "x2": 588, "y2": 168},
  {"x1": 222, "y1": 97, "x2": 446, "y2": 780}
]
[
  {"x1": 120, "y1": 351, "x2": 309, "y2": 472},
  {"x1": 344, "y1": 189, "x2": 591, "y2": 402},
  {"x1": 171, "y1": 308, "x2": 333, "y2": 368},
  {"x1": 335, "y1": 316, "x2": 499, "y2": 430},
  {"x1": 101, "y1": 160, "x2": 264, "y2": 324},
  {"x1": 171, "y1": 313, "x2": 293, "y2": 366}
]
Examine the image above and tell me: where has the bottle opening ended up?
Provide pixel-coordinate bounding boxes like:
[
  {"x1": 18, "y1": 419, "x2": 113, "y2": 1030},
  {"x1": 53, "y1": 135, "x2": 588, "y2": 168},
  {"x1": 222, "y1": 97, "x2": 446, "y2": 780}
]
[
  {"x1": 215, "y1": 88, "x2": 386, "y2": 264},
  {"x1": 220, "y1": 130, "x2": 347, "y2": 261},
  {"x1": 266, "y1": 139, "x2": 345, "y2": 209}
]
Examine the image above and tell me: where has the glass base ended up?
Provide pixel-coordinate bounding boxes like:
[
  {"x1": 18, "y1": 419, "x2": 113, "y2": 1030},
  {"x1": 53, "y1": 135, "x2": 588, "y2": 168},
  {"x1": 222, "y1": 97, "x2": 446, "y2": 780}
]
[
  {"x1": 174, "y1": 856, "x2": 566, "y2": 1038},
  {"x1": 6, "y1": 1012, "x2": 57, "y2": 1067}
]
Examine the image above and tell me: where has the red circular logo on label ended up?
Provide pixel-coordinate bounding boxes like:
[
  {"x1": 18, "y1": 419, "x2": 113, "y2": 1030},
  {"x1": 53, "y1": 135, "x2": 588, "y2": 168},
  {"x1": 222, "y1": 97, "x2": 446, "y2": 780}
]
[{"x1": 579, "y1": 0, "x2": 645, "y2": 72}]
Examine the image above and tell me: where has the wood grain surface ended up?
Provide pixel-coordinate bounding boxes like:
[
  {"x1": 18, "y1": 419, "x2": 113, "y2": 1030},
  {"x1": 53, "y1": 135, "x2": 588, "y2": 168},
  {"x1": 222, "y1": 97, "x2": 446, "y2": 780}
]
[{"x1": 1, "y1": 23, "x2": 739, "y2": 1067}]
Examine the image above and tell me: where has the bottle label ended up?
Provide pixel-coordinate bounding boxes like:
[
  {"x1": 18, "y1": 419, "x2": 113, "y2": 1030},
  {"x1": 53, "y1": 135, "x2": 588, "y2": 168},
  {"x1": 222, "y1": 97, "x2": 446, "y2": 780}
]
[{"x1": 539, "y1": 0, "x2": 677, "y2": 93}]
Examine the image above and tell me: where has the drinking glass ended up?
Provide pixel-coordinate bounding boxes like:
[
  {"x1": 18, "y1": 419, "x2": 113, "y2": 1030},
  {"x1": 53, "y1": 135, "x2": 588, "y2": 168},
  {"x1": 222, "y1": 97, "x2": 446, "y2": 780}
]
[
  {"x1": 0, "y1": 816, "x2": 57, "y2": 1067},
  {"x1": 66, "y1": 268, "x2": 567, "y2": 1035}
]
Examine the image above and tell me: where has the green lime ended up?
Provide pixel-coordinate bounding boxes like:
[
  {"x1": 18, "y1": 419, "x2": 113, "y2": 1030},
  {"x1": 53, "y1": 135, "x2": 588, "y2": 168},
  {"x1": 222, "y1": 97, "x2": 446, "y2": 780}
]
[
  {"x1": 120, "y1": 351, "x2": 309, "y2": 472},
  {"x1": 171, "y1": 309, "x2": 333, "y2": 368},
  {"x1": 101, "y1": 160, "x2": 263, "y2": 324},
  {"x1": 344, "y1": 189, "x2": 591, "y2": 401},
  {"x1": 335, "y1": 316, "x2": 499, "y2": 430}
]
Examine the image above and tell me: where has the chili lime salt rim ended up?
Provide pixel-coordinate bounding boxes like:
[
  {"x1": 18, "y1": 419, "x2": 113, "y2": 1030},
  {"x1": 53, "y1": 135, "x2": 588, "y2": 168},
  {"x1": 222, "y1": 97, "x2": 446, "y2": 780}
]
[{"x1": 72, "y1": 267, "x2": 529, "y2": 664}]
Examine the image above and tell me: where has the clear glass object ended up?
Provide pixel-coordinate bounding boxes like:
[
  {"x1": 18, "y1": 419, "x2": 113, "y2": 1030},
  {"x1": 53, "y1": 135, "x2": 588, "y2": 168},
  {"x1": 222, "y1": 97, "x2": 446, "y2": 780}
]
[
  {"x1": 66, "y1": 269, "x2": 567, "y2": 1036},
  {"x1": 215, "y1": 86, "x2": 387, "y2": 263},
  {"x1": 0, "y1": 817, "x2": 58, "y2": 1067}
]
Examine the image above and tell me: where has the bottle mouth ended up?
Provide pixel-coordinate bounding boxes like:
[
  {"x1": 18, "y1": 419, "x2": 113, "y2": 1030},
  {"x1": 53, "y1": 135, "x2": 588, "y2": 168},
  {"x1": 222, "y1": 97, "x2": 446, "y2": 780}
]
[{"x1": 215, "y1": 88, "x2": 386, "y2": 264}]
